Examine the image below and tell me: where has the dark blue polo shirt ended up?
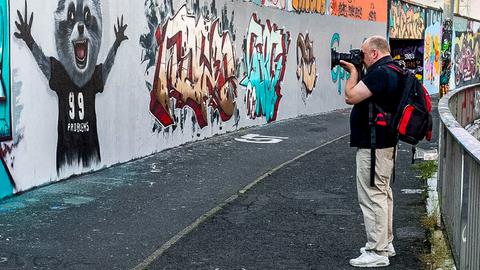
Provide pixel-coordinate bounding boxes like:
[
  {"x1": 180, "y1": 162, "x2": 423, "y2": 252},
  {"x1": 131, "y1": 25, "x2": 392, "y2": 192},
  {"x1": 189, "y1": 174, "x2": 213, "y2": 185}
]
[{"x1": 350, "y1": 56, "x2": 403, "y2": 148}]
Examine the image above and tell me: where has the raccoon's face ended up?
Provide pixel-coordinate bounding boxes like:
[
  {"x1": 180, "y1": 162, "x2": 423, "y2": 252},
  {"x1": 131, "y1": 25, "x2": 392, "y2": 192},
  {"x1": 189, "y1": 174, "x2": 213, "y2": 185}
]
[{"x1": 55, "y1": 0, "x2": 102, "y2": 87}]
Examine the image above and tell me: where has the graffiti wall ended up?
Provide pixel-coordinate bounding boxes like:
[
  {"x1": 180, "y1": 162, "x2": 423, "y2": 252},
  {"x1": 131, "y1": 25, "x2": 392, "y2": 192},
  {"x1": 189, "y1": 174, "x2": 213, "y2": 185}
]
[
  {"x1": 296, "y1": 33, "x2": 317, "y2": 100},
  {"x1": 423, "y1": 9, "x2": 442, "y2": 94},
  {"x1": 440, "y1": 18, "x2": 453, "y2": 96},
  {"x1": 245, "y1": 0, "x2": 388, "y2": 22},
  {"x1": 241, "y1": 14, "x2": 290, "y2": 122},
  {"x1": 2, "y1": 0, "x2": 385, "y2": 199},
  {"x1": 451, "y1": 16, "x2": 480, "y2": 89},
  {"x1": 391, "y1": 40, "x2": 425, "y2": 81},
  {"x1": 292, "y1": 0, "x2": 327, "y2": 14},
  {"x1": 329, "y1": 0, "x2": 387, "y2": 22},
  {"x1": 389, "y1": 0, "x2": 425, "y2": 39}
]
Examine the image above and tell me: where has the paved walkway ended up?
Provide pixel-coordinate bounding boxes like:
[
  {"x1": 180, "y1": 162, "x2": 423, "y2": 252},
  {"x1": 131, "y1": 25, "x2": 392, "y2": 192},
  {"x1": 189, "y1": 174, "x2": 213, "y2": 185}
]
[{"x1": 0, "y1": 101, "x2": 439, "y2": 269}]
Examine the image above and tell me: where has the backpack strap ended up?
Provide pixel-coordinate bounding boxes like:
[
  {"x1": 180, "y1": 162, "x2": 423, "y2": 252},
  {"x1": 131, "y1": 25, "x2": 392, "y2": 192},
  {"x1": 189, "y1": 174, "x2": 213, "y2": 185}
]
[{"x1": 386, "y1": 63, "x2": 402, "y2": 73}]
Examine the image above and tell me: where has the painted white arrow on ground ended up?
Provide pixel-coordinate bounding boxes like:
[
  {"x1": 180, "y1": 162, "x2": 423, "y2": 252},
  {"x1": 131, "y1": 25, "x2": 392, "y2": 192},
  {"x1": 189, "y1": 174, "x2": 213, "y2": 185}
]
[{"x1": 234, "y1": 134, "x2": 289, "y2": 144}]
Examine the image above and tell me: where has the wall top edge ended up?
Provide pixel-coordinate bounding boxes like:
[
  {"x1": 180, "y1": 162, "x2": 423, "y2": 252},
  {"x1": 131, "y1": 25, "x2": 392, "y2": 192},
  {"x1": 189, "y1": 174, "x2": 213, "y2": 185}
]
[
  {"x1": 398, "y1": 0, "x2": 443, "y2": 11},
  {"x1": 453, "y1": 13, "x2": 480, "y2": 23},
  {"x1": 439, "y1": 84, "x2": 480, "y2": 163}
]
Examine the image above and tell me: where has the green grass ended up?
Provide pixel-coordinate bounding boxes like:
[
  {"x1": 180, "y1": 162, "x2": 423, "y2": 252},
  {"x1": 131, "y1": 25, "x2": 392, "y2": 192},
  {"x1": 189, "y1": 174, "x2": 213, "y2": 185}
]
[
  {"x1": 413, "y1": 160, "x2": 438, "y2": 181},
  {"x1": 413, "y1": 160, "x2": 454, "y2": 269}
]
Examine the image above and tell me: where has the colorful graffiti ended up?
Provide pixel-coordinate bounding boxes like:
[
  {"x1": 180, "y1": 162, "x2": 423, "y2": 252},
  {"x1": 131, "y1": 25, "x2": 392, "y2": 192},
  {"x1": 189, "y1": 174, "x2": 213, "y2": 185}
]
[
  {"x1": 330, "y1": 33, "x2": 349, "y2": 95},
  {"x1": 391, "y1": 40, "x2": 424, "y2": 81},
  {"x1": 247, "y1": 0, "x2": 289, "y2": 10},
  {"x1": 0, "y1": 0, "x2": 14, "y2": 199},
  {"x1": 453, "y1": 23, "x2": 479, "y2": 87},
  {"x1": 150, "y1": 5, "x2": 237, "y2": 129},
  {"x1": 292, "y1": 0, "x2": 327, "y2": 14},
  {"x1": 296, "y1": 33, "x2": 317, "y2": 97},
  {"x1": 423, "y1": 34, "x2": 440, "y2": 89},
  {"x1": 14, "y1": 0, "x2": 128, "y2": 172},
  {"x1": 264, "y1": 0, "x2": 288, "y2": 10},
  {"x1": 389, "y1": 0, "x2": 425, "y2": 39},
  {"x1": 440, "y1": 19, "x2": 452, "y2": 96},
  {"x1": 329, "y1": 0, "x2": 387, "y2": 22},
  {"x1": 241, "y1": 14, "x2": 290, "y2": 122},
  {"x1": 423, "y1": 9, "x2": 442, "y2": 94},
  {"x1": 0, "y1": 0, "x2": 10, "y2": 140}
]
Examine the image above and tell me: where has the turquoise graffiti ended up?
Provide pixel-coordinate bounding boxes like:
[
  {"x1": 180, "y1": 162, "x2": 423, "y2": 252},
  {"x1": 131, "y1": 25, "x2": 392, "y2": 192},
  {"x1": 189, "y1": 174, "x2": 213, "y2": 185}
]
[
  {"x1": 241, "y1": 13, "x2": 290, "y2": 122},
  {"x1": 0, "y1": 0, "x2": 10, "y2": 140},
  {"x1": 0, "y1": 0, "x2": 14, "y2": 199},
  {"x1": 330, "y1": 33, "x2": 350, "y2": 95}
]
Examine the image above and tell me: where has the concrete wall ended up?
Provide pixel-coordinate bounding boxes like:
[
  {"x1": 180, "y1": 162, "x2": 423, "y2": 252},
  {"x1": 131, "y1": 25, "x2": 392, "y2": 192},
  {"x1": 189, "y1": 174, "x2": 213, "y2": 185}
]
[
  {"x1": 457, "y1": 0, "x2": 480, "y2": 21},
  {"x1": 0, "y1": 0, "x2": 388, "y2": 199}
]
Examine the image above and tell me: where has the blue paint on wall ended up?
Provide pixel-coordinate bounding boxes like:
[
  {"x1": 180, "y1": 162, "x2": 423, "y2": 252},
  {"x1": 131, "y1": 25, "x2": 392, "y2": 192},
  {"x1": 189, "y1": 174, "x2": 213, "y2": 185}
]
[
  {"x1": 0, "y1": 0, "x2": 11, "y2": 139},
  {"x1": 330, "y1": 33, "x2": 349, "y2": 95},
  {"x1": 0, "y1": 0, "x2": 14, "y2": 199}
]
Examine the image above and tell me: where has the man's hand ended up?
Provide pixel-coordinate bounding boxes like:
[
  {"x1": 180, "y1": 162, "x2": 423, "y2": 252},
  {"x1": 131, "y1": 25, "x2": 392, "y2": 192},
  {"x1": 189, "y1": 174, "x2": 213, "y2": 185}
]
[
  {"x1": 14, "y1": 0, "x2": 35, "y2": 49},
  {"x1": 339, "y1": 60, "x2": 356, "y2": 73},
  {"x1": 114, "y1": 15, "x2": 128, "y2": 48}
]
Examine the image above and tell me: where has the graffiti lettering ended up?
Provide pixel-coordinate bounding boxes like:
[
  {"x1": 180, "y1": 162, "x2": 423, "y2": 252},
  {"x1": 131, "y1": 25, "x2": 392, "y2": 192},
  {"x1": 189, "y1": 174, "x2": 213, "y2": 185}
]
[
  {"x1": 240, "y1": 14, "x2": 290, "y2": 122},
  {"x1": 330, "y1": 0, "x2": 387, "y2": 21},
  {"x1": 454, "y1": 30, "x2": 478, "y2": 87},
  {"x1": 265, "y1": 0, "x2": 288, "y2": 10},
  {"x1": 422, "y1": 9, "x2": 442, "y2": 93},
  {"x1": 368, "y1": 3, "x2": 376, "y2": 21},
  {"x1": 423, "y1": 34, "x2": 440, "y2": 82},
  {"x1": 391, "y1": 41, "x2": 424, "y2": 81},
  {"x1": 296, "y1": 33, "x2": 317, "y2": 97},
  {"x1": 389, "y1": 0, "x2": 425, "y2": 39},
  {"x1": 150, "y1": 5, "x2": 237, "y2": 128},
  {"x1": 247, "y1": 0, "x2": 288, "y2": 10},
  {"x1": 292, "y1": 0, "x2": 327, "y2": 14},
  {"x1": 330, "y1": 33, "x2": 350, "y2": 95},
  {"x1": 440, "y1": 19, "x2": 452, "y2": 96}
]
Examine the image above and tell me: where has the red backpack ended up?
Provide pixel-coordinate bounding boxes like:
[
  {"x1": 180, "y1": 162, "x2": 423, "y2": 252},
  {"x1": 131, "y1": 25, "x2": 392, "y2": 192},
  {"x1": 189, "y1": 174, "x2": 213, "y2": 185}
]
[
  {"x1": 374, "y1": 63, "x2": 433, "y2": 145},
  {"x1": 368, "y1": 62, "x2": 433, "y2": 187}
]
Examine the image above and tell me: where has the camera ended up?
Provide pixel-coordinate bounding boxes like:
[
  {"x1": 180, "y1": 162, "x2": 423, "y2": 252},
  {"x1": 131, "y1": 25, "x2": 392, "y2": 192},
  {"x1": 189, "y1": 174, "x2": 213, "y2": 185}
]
[{"x1": 331, "y1": 48, "x2": 364, "y2": 70}]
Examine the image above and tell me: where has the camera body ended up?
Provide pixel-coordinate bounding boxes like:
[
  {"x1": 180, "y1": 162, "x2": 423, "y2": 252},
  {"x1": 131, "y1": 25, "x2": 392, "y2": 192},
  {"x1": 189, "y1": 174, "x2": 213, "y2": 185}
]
[{"x1": 331, "y1": 48, "x2": 363, "y2": 70}]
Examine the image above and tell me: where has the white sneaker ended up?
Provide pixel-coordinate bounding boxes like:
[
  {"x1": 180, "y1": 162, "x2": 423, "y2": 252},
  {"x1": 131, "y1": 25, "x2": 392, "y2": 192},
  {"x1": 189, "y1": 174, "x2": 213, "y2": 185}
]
[
  {"x1": 360, "y1": 243, "x2": 396, "y2": 257},
  {"x1": 349, "y1": 251, "x2": 390, "y2": 268}
]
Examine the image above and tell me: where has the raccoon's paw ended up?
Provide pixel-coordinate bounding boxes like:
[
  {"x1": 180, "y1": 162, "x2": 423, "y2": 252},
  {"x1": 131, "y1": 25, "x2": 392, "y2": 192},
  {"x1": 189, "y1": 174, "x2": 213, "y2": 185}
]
[
  {"x1": 14, "y1": 0, "x2": 34, "y2": 48},
  {"x1": 114, "y1": 15, "x2": 129, "y2": 47}
]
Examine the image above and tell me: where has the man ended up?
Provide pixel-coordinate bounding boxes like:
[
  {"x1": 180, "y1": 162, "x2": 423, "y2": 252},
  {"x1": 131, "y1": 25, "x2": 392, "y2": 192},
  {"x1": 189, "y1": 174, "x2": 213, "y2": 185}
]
[{"x1": 340, "y1": 36, "x2": 402, "y2": 268}]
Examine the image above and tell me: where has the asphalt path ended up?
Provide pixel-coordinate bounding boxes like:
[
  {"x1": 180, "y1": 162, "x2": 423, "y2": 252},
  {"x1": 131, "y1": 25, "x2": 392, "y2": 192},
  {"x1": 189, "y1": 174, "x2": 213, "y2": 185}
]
[
  {"x1": 0, "y1": 110, "x2": 347, "y2": 269},
  {"x1": 0, "y1": 104, "x2": 438, "y2": 269}
]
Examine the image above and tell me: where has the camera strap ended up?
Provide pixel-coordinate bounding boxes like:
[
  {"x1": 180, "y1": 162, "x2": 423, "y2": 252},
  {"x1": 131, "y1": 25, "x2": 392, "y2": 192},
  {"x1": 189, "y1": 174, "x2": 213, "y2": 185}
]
[
  {"x1": 369, "y1": 101, "x2": 398, "y2": 187},
  {"x1": 369, "y1": 102, "x2": 376, "y2": 187}
]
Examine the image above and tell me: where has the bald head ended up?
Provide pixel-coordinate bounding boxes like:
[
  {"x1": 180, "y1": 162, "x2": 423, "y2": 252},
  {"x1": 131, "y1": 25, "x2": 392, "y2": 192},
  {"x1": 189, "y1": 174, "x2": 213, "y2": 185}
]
[
  {"x1": 363, "y1": 36, "x2": 391, "y2": 54},
  {"x1": 361, "y1": 35, "x2": 391, "y2": 68}
]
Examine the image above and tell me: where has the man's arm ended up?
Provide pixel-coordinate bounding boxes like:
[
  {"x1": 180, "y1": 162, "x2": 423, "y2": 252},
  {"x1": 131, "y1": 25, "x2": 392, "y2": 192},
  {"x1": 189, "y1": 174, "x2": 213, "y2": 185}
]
[{"x1": 340, "y1": 60, "x2": 372, "y2": 105}]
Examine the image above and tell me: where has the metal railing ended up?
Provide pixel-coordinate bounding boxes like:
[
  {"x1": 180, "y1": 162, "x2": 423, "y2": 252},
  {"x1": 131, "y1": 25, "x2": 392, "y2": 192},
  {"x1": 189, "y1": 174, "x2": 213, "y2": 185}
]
[{"x1": 438, "y1": 83, "x2": 480, "y2": 270}]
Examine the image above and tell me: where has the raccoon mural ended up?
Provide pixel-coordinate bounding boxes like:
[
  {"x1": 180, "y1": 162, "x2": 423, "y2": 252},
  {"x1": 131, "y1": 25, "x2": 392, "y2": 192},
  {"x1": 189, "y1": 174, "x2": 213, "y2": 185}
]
[{"x1": 14, "y1": 0, "x2": 128, "y2": 172}]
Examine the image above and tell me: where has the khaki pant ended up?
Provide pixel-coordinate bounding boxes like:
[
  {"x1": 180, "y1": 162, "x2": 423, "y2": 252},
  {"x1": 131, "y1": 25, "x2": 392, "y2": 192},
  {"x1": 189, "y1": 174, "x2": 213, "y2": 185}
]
[{"x1": 356, "y1": 147, "x2": 395, "y2": 256}]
